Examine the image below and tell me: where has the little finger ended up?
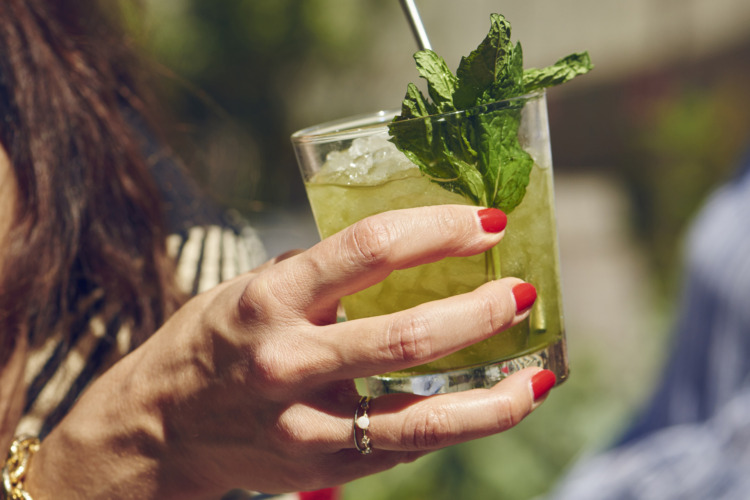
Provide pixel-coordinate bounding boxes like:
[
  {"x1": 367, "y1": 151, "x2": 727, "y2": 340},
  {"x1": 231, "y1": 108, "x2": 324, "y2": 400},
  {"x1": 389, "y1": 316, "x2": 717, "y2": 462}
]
[{"x1": 361, "y1": 367, "x2": 555, "y2": 453}]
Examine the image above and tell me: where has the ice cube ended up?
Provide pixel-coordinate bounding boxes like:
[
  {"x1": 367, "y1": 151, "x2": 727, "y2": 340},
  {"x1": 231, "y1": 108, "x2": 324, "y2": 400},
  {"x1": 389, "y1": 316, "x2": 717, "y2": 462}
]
[{"x1": 318, "y1": 134, "x2": 418, "y2": 185}]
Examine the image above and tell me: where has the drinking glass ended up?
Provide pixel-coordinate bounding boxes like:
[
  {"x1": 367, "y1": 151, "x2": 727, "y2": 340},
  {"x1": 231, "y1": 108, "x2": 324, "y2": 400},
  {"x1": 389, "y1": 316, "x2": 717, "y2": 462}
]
[{"x1": 291, "y1": 91, "x2": 568, "y2": 396}]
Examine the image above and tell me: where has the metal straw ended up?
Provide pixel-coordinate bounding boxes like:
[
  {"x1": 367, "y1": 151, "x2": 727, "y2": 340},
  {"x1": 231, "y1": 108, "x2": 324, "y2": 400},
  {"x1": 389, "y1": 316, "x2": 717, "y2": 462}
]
[{"x1": 399, "y1": 0, "x2": 432, "y2": 51}]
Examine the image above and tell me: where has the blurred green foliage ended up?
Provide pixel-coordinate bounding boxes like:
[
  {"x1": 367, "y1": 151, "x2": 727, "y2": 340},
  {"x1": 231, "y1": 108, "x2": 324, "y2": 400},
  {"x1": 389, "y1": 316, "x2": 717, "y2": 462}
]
[
  {"x1": 127, "y1": 0, "x2": 395, "y2": 208},
  {"x1": 620, "y1": 74, "x2": 750, "y2": 297}
]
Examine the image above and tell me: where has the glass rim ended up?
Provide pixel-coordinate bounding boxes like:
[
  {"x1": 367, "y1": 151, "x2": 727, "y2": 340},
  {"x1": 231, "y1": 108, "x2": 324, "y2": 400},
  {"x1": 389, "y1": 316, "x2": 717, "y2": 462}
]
[{"x1": 290, "y1": 90, "x2": 545, "y2": 145}]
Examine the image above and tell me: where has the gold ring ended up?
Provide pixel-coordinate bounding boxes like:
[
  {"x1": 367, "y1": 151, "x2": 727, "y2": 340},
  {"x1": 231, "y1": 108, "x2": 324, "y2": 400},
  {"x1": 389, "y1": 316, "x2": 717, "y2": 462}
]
[{"x1": 353, "y1": 396, "x2": 372, "y2": 455}]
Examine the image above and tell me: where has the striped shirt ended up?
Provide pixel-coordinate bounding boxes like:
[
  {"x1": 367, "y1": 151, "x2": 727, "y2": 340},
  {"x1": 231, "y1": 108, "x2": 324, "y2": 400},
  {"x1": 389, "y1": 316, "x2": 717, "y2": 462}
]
[{"x1": 15, "y1": 220, "x2": 267, "y2": 440}]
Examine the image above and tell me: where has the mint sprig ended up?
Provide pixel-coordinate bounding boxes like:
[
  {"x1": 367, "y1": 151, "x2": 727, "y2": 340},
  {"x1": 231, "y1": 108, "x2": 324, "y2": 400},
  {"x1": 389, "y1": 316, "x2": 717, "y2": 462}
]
[{"x1": 389, "y1": 13, "x2": 593, "y2": 212}]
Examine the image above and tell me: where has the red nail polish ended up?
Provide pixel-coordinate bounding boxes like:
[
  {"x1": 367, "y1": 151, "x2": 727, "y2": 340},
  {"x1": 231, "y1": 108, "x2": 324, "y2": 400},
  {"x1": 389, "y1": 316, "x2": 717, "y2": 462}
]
[
  {"x1": 299, "y1": 488, "x2": 340, "y2": 500},
  {"x1": 512, "y1": 283, "x2": 537, "y2": 313},
  {"x1": 531, "y1": 370, "x2": 556, "y2": 400},
  {"x1": 478, "y1": 208, "x2": 507, "y2": 233}
]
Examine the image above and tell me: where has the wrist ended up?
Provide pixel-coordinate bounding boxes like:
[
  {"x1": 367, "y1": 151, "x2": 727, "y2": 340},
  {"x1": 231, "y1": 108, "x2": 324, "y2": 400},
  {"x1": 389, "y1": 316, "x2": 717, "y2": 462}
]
[
  {"x1": 23, "y1": 335, "x2": 225, "y2": 500},
  {"x1": 22, "y1": 348, "x2": 181, "y2": 499},
  {"x1": 2, "y1": 435, "x2": 40, "y2": 500}
]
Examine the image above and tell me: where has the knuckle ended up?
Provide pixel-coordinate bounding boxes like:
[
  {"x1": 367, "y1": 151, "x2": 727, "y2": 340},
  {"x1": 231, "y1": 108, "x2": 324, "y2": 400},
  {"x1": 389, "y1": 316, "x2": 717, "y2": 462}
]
[
  {"x1": 346, "y1": 217, "x2": 396, "y2": 267},
  {"x1": 408, "y1": 407, "x2": 454, "y2": 449},
  {"x1": 272, "y1": 407, "x2": 310, "y2": 455},
  {"x1": 479, "y1": 288, "x2": 515, "y2": 335},
  {"x1": 493, "y1": 393, "x2": 525, "y2": 430},
  {"x1": 237, "y1": 275, "x2": 273, "y2": 323},
  {"x1": 248, "y1": 343, "x2": 297, "y2": 392},
  {"x1": 238, "y1": 270, "x2": 307, "y2": 322},
  {"x1": 236, "y1": 278, "x2": 319, "y2": 394},
  {"x1": 434, "y1": 208, "x2": 464, "y2": 238},
  {"x1": 385, "y1": 314, "x2": 433, "y2": 364},
  {"x1": 248, "y1": 333, "x2": 321, "y2": 395}
]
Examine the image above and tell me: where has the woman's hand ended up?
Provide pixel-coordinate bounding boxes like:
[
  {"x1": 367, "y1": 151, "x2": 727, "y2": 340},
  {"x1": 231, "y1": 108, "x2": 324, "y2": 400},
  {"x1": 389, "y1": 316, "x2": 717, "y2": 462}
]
[{"x1": 26, "y1": 205, "x2": 553, "y2": 499}]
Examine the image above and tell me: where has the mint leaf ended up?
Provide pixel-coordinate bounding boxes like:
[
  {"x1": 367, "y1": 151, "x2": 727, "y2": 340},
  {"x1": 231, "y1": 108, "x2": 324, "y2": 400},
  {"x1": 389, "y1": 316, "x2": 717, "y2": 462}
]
[
  {"x1": 475, "y1": 103, "x2": 533, "y2": 211},
  {"x1": 389, "y1": 105, "x2": 486, "y2": 203},
  {"x1": 453, "y1": 13, "x2": 515, "y2": 109},
  {"x1": 414, "y1": 51, "x2": 457, "y2": 113},
  {"x1": 389, "y1": 13, "x2": 592, "y2": 212},
  {"x1": 398, "y1": 82, "x2": 436, "y2": 119},
  {"x1": 480, "y1": 41, "x2": 524, "y2": 105},
  {"x1": 523, "y1": 52, "x2": 594, "y2": 93}
]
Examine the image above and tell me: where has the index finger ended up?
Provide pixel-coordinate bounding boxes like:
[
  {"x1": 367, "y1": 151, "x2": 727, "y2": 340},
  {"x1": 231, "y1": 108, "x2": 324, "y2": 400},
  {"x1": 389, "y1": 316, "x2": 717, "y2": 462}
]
[{"x1": 264, "y1": 205, "x2": 507, "y2": 320}]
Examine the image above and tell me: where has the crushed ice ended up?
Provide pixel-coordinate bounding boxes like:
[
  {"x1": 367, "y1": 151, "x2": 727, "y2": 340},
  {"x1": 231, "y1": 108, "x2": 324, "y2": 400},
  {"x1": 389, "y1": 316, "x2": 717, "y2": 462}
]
[{"x1": 318, "y1": 135, "x2": 417, "y2": 185}]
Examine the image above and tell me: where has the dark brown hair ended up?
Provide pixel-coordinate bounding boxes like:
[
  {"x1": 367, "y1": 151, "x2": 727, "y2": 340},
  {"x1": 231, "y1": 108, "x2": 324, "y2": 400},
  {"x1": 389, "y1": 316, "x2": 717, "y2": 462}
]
[{"x1": 0, "y1": 0, "x2": 183, "y2": 364}]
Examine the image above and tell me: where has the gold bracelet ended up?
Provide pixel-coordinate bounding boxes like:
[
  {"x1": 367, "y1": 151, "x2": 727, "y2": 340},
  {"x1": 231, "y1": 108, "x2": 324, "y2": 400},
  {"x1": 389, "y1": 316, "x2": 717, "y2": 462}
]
[{"x1": 2, "y1": 436, "x2": 40, "y2": 500}]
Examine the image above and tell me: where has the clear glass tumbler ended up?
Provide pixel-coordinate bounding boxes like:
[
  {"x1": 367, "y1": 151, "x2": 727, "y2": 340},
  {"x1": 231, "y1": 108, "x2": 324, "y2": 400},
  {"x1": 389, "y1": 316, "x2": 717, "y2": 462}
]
[{"x1": 291, "y1": 91, "x2": 568, "y2": 396}]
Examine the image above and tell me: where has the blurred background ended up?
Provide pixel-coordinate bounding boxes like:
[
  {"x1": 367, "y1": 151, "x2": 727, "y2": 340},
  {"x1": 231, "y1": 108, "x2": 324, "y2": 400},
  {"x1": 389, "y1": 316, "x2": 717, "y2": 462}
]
[{"x1": 123, "y1": 1, "x2": 750, "y2": 498}]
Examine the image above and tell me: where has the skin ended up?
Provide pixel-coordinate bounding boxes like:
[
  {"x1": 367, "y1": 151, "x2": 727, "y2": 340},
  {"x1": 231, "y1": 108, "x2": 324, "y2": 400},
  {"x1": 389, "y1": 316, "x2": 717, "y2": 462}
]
[{"x1": 0, "y1": 148, "x2": 548, "y2": 497}]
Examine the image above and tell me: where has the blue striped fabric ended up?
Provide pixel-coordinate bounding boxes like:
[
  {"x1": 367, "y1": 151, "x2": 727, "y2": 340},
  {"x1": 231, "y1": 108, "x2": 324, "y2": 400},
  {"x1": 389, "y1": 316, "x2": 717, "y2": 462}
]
[
  {"x1": 549, "y1": 152, "x2": 750, "y2": 499},
  {"x1": 549, "y1": 386, "x2": 750, "y2": 499}
]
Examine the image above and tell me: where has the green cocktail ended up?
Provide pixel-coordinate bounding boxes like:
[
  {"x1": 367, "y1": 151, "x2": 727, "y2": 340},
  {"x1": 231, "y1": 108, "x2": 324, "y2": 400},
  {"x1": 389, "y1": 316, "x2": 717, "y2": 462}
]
[{"x1": 292, "y1": 93, "x2": 568, "y2": 395}]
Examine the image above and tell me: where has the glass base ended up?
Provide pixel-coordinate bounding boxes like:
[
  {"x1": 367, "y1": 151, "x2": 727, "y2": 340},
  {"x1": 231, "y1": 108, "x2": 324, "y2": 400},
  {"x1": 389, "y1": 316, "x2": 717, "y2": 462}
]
[{"x1": 364, "y1": 339, "x2": 568, "y2": 396}]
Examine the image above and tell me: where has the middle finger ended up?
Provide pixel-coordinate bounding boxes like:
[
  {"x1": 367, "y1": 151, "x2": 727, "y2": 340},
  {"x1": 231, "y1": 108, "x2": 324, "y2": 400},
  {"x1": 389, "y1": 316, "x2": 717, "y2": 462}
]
[{"x1": 309, "y1": 277, "x2": 534, "y2": 383}]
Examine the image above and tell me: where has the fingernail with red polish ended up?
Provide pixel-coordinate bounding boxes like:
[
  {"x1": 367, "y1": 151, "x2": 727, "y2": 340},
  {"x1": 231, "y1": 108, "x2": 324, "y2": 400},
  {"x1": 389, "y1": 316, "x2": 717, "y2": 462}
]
[
  {"x1": 478, "y1": 208, "x2": 507, "y2": 233},
  {"x1": 512, "y1": 283, "x2": 537, "y2": 313},
  {"x1": 531, "y1": 370, "x2": 556, "y2": 401}
]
